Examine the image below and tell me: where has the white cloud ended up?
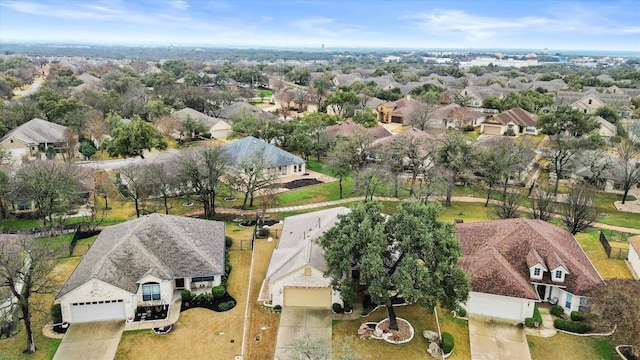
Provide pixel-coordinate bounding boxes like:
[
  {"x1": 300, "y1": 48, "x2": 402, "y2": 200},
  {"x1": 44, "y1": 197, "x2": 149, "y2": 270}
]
[{"x1": 291, "y1": 17, "x2": 339, "y2": 37}]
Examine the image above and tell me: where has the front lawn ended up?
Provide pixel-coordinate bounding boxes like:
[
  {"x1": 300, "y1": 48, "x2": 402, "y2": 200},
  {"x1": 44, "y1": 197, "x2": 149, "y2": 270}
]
[
  {"x1": 332, "y1": 305, "x2": 469, "y2": 359},
  {"x1": 115, "y1": 250, "x2": 251, "y2": 360},
  {"x1": 528, "y1": 333, "x2": 616, "y2": 360}
]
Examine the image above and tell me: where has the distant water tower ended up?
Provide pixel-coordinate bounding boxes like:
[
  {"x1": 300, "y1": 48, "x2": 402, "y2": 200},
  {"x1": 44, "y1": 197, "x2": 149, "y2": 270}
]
[{"x1": 321, "y1": 43, "x2": 324, "y2": 49}]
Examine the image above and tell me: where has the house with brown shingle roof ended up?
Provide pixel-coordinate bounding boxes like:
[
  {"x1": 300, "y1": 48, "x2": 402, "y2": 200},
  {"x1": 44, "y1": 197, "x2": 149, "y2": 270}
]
[
  {"x1": 480, "y1": 108, "x2": 538, "y2": 136},
  {"x1": 455, "y1": 219, "x2": 603, "y2": 322},
  {"x1": 322, "y1": 121, "x2": 392, "y2": 142},
  {"x1": 428, "y1": 103, "x2": 485, "y2": 129},
  {"x1": 376, "y1": 96, "x2": 415, "y2": 124}
]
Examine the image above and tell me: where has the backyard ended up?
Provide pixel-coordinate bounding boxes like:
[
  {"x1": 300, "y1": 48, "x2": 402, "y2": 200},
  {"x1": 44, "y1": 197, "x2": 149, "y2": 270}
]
[
  {"x1": 528, "y1": 333, "x2": 617, "y2": 360},
  {"x1": 575, "y1": 228, "x2": 634, "y2": 279}
]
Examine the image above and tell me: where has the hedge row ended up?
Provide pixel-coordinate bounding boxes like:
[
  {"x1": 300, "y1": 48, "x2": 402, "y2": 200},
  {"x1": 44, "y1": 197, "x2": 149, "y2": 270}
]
[{"x1": 554, "y1": 319, "x2": 592, "y2": 334}]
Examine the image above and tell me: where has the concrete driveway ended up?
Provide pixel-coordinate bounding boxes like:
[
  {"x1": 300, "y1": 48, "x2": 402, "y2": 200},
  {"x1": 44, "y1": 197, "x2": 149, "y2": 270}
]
[
  {"x1": 53, "y1": 321, "x2": 124, "y2": 360},
  {"x1": 274, "y1": 307, "x2": 332, "y2": 360},
  {"x1": 468, "y1": 317, "x2": 531, "y2": 360}
]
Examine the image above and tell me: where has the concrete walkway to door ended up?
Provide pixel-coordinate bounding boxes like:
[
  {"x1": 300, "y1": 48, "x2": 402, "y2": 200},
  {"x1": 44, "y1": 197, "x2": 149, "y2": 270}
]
[
  {"x1": 53, "y1": 320, "x2": 124, "y2": 360},
  {"x1": 468, "y1": 317, "x2": 531, "y2": 360},
  {"x1": 274, "y1": 307, "x2": 332, "y2": 360}
]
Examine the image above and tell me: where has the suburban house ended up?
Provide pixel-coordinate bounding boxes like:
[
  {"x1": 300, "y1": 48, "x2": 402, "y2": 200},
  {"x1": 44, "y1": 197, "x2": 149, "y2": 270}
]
[
  {"x1": 55, "y1": 214, "x2": 225, "y2": 323},
  {"x1": 0, "y1": 118, "x2": 70, "y2": 162},
  {"x1": 217, "y1": 102, "x2": 277, "y2": 121},
  {"x1": 171, "y1": 107, "x2": 232, "y2": 139},
  {"x1": 322, "y1": 121, "x2": 392, "y2": 142},
  {"x1": 480, "y1": 108, "x2": 538, "y2": 136},
  {"x1": 428, "y1": 103, "x2": 485, "y2": 129},
  {"x1": 376, "y1": 96, "x2": 416, "y2": 124},
  {"x1": 628, "y1": 235, "x2": 640, "y2": 279},
  {"x1": 221, "y1": 136, "x2": 306, "y2": 178},
  {"x1": 258, "y1": 207, "x2": 350, "y2": 308},
  {"x1": 595, "y1": 116, "x2": 618, "y2": 138},
  {"x1": 455, "y1": 219, "x2": 604, "y2": 322}
]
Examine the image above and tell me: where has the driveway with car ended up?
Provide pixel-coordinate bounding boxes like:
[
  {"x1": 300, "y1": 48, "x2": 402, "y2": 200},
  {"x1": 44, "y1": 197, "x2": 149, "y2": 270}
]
[
  {"x1": 273, "y1": 306, "x2": 332, "y2": 360},
  {"x1": 468, "y1": 317, "x2": 531, "y2": 360},
  {"x1": 53, "y1": 320, "x2": 124, "y2": 360}
]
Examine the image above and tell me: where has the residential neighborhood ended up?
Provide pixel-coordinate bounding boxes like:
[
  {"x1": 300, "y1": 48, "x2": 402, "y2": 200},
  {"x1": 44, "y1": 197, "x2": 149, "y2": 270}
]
[{"x1": 1, "y1": 2, "x2": 640, "y2": 359}]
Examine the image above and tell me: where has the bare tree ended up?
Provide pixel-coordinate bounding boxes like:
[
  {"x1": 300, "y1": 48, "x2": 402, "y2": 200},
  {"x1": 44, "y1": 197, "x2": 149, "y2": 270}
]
[
  {"x1": 117, "y1": 164, "x2": 153, "y2": 218},
  {"x1": 0, "y1": 238, "x2": 62, "y2": 354},
  {"x1": 357, "y1": 166, "x2": 388, "y2": 201},
  {"x1": 153, "y1": 114, "x2": 181, "y2": 138},
  {"x1": 435, "y1": 131, "x2": 475, "y2": 207},
  {"x1": 94, "y1": 170, "x2": 114, "y2": 210},
  {"x1": 176, "y1": 148, "x2": 230, "y2": 217},
  {"x1": 406, "y1": 101, "x2": 435, "y2": 130},
  {"x1": 62, "y1": 129, "x2": 78, "y2": 162},
  {"x1": 328, "y1": 133, "x2": 375, "y2": 193},
  {"x1": 83, "y1": 113, "x2": 108, "y2": 146},
  {"x1": 12, "y1": 161, "x2": 81, "y2": 227},
  {"x1": 614, "y1": 138, "x2": 640, "y2": 204},
  {"x1": 494, "y1": 189, "x2": 520, "y2": 219},
  {"x1": 276, "y1": 90, "x2": 293, "y2": 120},
  {"x1": 147, "y1": 162, "x2": 179, "y2": 215},
  {"x1": 226, "y1": 154, "x2": 279, "y2": 209},
  {"x1": 560, "y1": 183, "x2": 600, "y2": 235},
  {"x1": 293, "y1": 88, "x2": 309, "y2": 112},
  {"x1": 588, "y1": 279, "x2": 640, "y2": 358},
  {"x1": 530, "y1": 185, "x2": 555, "y2": 221}
]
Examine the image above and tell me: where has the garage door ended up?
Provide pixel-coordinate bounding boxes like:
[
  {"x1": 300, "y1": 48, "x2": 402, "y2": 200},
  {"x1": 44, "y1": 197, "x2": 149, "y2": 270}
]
[
  {"x1": 467, "y1": 293, "x2": 526, "y2": 322},
  {"x1": 283, "y1": 288, "x2": 331, "y2": 308},
  {"x1": 212, "y1": 128, "x2": 229, "y2": 139},
  {"x1": 70, "y1": 300, "x2": 125, "y2": 323},
  {"x1": 483, "y1": 125, "x2": 502, "y2": 135}
]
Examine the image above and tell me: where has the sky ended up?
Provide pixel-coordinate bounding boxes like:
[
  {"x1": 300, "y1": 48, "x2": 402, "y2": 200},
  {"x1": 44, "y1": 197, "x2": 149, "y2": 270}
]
[{"x1": 0, "y1": 0, "x2": 639, "y2": 52}]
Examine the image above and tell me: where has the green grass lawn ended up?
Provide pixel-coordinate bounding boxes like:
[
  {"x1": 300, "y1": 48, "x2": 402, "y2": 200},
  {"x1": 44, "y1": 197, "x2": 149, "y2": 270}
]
[
  {"x1": 529, "y1": 333, "x2": 616, "y2": 360},
  {"x1": 574, "y1": 228, "x2": 633, "y2": 279}
]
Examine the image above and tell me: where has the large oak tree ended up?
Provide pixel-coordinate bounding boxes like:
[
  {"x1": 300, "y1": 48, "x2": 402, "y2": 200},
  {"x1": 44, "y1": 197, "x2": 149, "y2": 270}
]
[{"x1": 318, "y1": 201, "x2": 469, "y2": 330}]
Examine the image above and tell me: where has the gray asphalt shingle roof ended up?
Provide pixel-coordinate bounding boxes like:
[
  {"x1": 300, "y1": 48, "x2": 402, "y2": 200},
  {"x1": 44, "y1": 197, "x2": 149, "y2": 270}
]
[
  {"x1": 0, "y1": 118, "x2": 69, "y2": 145},
  {"x1": 222, "y1": 136, "x2": 304, "y2": 168},
  {"x1": 57, "y1": 214, "x2": 225, "y2": 298}
]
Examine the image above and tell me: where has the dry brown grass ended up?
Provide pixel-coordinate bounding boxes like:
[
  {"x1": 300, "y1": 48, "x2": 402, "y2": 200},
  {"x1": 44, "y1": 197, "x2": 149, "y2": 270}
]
[
  {"x1": 115, "y1": 250, "x2": 251, "y2": 360},
  {"x1": 332, "y1": 305, "x2": 445, "y2": 359},
  {"x1": 245, "y1": 237, "x2": 281, "y2": 360},
  {"x1": 2, "y1": 256, "x2": 81, "y2": 360},
  {"x1": 437, "y1": 308, "x2": 471, "y2": 360}
]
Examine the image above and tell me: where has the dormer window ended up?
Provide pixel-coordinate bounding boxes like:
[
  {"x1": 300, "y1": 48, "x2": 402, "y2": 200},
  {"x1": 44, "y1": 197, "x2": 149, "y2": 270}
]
[
  {"x1": 555, "y1": 270, "x2": 562, "y2": 279},
  {"x1": 534, "y1": 268, "x2": 541, "y2": 277}
]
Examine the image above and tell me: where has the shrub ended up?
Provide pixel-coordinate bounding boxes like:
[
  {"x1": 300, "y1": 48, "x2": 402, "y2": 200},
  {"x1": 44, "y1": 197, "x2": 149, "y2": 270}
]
[
  {"x1": 332, "y1": 303, "x2": 343, "y2": 313},
  {"x1": 571, "y1": 311, "x2": 587, "y2": 322},
  {"x1": 344, "y1": 304, "x2": 352, "y2": 313},
  {"x1": 524, "y1": 317, "x2": 536, "y2": 328},
  {"x1": 441, "y1": 332, "x2": 455, "y2": 354},
  {"x1": 225, "y1": 236, "x2": 233, "y2": 248},
  {"x1": 212, "y1": 285, "x2": 226, "y2": 299},
  {"x1": 550, "y1": 305, "x2": 565, "y2": 317},
  {"x1": 180, "y1": 289, "x2": 192, "y2": 302},
  {"x1": 51, "y1": 304, "x2": 62, "y2": 324},
  {"x1": 273, "y1": 305, "x2": 282, "y2": 312},
  {"x1": 456, "y1": 307, "x2": 467, "y2": 317},
  {"x1": 218, "y1": 300, "x2": 236, "y2": 311},
  {"x1": 554, "y1": 319, "x2": 592, "y2": 334},
  {"x1": 463, "y1": 125, "x2": 475, "y2": 132},
  {"x1": 533, "y1": 305, "x2": 542, "y2": 324}
]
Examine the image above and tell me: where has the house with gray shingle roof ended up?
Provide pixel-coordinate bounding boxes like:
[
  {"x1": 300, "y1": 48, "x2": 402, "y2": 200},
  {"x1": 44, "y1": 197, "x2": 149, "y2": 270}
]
[
  {"x1": 258, "y1": 207, "x2": 350, "y2": 308},
  {"x1": 55, "y1": 214, "x2": 225, "y2": 323},
  {"x1": 456, "y1": 219, "x2": 604, "y2": 322},
  {"x1": 0, "y1": 118, "x2": 71, "y2": 162},
  {"x1": 217, "y1": 102, "x2": 277, "y2": 121},
  {"x1": 222, "y1": 136, "x2": 305, "y2": 178},
  {"x1": 171, "y1": 107, "x2": 231, "y2": 139}
]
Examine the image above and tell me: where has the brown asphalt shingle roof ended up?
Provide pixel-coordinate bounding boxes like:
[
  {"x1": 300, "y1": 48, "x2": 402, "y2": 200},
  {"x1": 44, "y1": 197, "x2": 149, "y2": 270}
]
[
  {"x1": 455, "y1": 219, "x2": 603, "y2": 300},
  {"x1": 488, "y1": 108, "x2": 537, "y2": 127}
]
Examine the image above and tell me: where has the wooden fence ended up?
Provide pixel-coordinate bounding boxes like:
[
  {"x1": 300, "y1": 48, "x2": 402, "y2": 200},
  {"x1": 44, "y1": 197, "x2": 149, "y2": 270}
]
[{"x1": 599, "y1": 231, "x2": 629, "y2": 260}]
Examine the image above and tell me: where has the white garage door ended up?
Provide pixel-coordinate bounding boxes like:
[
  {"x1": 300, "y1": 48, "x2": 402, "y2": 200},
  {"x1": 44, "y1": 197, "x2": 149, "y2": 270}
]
[
  {"x1": 467, "y1": 293, "x2": 526, "y2": 322},
  {"x1": 70, "y1": 300, "x2": 125, "y2": 323}
]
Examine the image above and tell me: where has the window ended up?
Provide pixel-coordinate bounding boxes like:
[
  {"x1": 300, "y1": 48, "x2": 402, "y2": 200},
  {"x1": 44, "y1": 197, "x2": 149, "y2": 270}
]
[
  {"x1": 175, "y1": 278, "x2": 185, "y2": 289},
  {"x1": 533, "y1": 268, "x2": 541, "y2": 277},
  {"x1": 588, "y1": 99, "x2": 592, "y2": 105},
  {"x1": 579, "y1": 297, "x2": 588, "y2": 312},
  {"x1": 555, "y1": 270, "x2": 563, "y2": 279},
  {"x1": 142, "y1": 283, "x2": 161, "y2": 301},
  {"x1": 304, "y1": 266, "x2": 311, "y2": 276},
  {"x1": 565, "y1": 293, "x2": 573, "y2": 309},
  {"x1": 191, "y1": 276, "x2": 215, "y2": 282}
]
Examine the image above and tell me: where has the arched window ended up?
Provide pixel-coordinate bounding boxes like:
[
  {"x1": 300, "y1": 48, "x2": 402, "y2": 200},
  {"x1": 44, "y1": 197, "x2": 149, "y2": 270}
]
[{"x1": 142, "y1": 282, "x2": 161, "y2": 301}]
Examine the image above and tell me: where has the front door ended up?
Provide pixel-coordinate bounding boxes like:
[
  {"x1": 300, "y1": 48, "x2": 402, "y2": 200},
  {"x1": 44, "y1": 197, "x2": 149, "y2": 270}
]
[{"x1": 536, "y1": 284, "x2": 546, "y2": 300}]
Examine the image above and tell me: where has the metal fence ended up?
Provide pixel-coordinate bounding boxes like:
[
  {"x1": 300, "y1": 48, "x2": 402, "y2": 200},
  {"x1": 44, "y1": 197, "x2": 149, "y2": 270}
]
[{"x1": 599, "y1": 231, "x2": 629, "y2": 259}]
